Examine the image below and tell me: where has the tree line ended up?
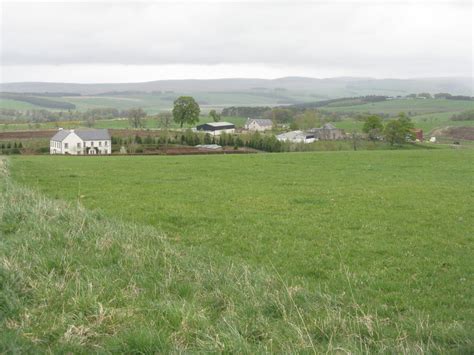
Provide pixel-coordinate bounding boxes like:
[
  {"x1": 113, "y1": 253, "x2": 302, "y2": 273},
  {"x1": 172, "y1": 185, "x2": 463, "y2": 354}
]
[{"x1": 362, "y1": 113, "x2": 415, "y2": 145}]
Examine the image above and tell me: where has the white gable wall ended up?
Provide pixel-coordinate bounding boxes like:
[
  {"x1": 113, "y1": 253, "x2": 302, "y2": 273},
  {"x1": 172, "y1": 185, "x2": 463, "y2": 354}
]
[{"x1": 246, "y1": 120, "x2": 272, "y2": 132}]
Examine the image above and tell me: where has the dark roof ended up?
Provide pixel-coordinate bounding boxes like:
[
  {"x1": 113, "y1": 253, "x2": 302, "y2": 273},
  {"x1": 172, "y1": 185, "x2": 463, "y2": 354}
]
[
  {"x1": 51, "y1": 129, "x2": 70, "y2": 142},
  {"x1": 50, "y1": 129, "x2": 110, "y2": 142},
  {"x1": 75, "y1": 129, "x2": 110, "y2": 141},
  {"x1": 197, "y1": 122, "x2": 235, "y2": 131}
]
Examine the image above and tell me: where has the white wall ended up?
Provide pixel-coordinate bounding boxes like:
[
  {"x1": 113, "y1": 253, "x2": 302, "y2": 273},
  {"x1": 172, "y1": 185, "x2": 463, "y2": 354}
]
[
  {"x1": 50, "y1": 132, "x2": 112, "y2": 155},
  {"x1": 209, "y1": 128, "x2": 235, "y2": 136},
  {"x1": 247, "y1": 121, "x2": 270, "y2": 132}
]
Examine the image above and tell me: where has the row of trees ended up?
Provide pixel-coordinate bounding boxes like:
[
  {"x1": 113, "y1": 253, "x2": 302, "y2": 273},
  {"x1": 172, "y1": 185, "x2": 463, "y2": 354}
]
[
  {"x1": 362, "y1": 113, "x2": 415, "y2": 145},
  {"x1": 451, "y1": 110, "x2": 474, "y2": 121}
]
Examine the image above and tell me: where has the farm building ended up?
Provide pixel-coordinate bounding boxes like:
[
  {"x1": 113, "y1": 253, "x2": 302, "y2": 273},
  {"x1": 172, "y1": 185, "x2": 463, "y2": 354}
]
[
  {"x1": 276, "y1": 130, "x2": 316, "y2": 144},
  {"x1": 196, "y1": 122, "x2": 235, "y2": 136},
  {"x1": 308, "y1": 123, "x2": 345, "y2": 140},
  {"x1": 50, "y1": 128, "x2": 111, "y2": 155},
  {"x1": 412, "y1": 129, "x2": 424, "y2": 141},
  {"x1": 244, "y1": 118, "x2": 273, "y2": 131}
]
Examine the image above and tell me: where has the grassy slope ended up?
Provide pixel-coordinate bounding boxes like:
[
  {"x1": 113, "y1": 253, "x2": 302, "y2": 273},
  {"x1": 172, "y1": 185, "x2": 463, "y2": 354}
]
[
  {"x1": 0, "y1": 98, "x2": 42, "y2": 110},
  {"x1": 9, "y1": 150, "x2": 474, "y2": 351},
  {"x1": 2, "y1": 157, "x2": 455, "y2": 353},
  {"x1": 9, "y1": 91, "x2": 315, "y2": 113},
  {"x1": 326, "y1": 98, "x2": 473, "y2": 115}
]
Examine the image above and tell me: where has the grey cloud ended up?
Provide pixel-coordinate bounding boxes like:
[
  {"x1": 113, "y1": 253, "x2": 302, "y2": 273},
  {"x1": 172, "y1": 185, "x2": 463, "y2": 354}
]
[{"x1": 1, "y1": 1, "x2": 472, "y2": 80}]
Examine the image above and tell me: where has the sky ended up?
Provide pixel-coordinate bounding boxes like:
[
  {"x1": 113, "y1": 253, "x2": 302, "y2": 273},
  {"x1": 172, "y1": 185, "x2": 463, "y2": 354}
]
[{"x1": 1, "y1": 0, "x2": 472, "y2": 83}]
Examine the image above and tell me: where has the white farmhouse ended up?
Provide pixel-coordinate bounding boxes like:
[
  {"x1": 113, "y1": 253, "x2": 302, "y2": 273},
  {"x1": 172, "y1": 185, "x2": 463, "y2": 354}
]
[
  {"x1": 276, "y1": 130, "x2": 316, "y2": 144},
  {"x1": 50, "y1": 128, "x2": 112, "y2": 155},
  {"x1": 196, "y1": 122, "x2": 235, "y2": 136},
  {"x1": 244, "y1": 118, "x2": 273, "y2": 131}
]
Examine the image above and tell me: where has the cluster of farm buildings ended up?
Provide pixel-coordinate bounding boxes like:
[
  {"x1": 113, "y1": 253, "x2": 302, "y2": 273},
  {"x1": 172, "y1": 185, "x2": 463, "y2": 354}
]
[{"x1": 49, "y1": 117, "x2": 420, "y2": 155}]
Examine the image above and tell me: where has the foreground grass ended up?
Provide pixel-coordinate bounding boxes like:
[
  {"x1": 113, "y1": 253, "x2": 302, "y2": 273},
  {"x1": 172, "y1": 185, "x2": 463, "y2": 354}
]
[
  {"x1": 8, "y1": 150, "x2": 474, "y2": 352},
  {"x1": 1, "y1": 158, "x2": 458, "y2": 352}
]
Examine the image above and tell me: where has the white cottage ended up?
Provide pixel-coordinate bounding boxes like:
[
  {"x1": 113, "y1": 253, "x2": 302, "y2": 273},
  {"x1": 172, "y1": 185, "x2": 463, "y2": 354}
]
[
  {"x1": 244, "y1": 118, "x2": 273, "y2": 131},
  {"x1": 50, "y1": 129, "x2": 112, "y2": 155}
]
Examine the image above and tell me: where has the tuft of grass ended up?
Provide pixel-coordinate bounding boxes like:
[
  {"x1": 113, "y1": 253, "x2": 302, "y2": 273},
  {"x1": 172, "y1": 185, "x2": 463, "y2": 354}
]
[{"x1": 1, "y1": 157, "x2": 470, "y2": 352}]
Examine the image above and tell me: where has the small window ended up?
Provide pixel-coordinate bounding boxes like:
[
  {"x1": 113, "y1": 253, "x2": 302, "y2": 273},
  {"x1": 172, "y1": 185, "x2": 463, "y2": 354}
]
[
  {"x1": 77, "y1": 143, "x2": 81, "y2": 148},
  {"x1": 99, "y1": 141, "x2": 102, "y2": 147},
  {"x1": 64, "y1": 143, "x2": 68, "y2": 149},
  {"x1": 105, "y1": 141, "x2": 108, "y2": 146},
  {"x1": 91, "y1": 141, "x2": 94, "y2": 147}
]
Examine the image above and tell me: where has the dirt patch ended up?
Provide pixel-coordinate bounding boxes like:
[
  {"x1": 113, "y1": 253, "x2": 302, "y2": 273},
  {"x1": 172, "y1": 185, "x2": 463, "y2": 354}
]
[
  {"x1": 0, "y1": 130, "x2": 57, "y2": 139},
  {"x1": 431, "y1": 126, "x2": 474, "y2": 140}
]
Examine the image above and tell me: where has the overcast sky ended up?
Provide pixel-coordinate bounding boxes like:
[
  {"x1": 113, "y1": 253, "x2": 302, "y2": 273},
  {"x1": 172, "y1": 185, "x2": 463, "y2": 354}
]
[{"x1": 1, "y1": 0, "x2": 472, "y2": 83}]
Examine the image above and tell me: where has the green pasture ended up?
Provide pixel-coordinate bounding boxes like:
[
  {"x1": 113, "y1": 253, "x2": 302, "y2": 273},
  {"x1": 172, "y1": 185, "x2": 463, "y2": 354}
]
[
  {"x1": 326, "y1": 98, "x2": 473, "y2": 115},
  {"x1": 9, "y1": 150, "x2": 474, "y2": 351}
]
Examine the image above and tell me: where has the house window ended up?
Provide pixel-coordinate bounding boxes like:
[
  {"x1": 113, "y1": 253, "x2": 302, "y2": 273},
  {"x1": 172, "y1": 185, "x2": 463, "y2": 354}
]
[
  {"x1": 64, "y1": 143, "x2": 68, "y2": 149},
  {"x1": 77, "y1": 143, "x2": 81, "y2": 148},
  {"x1": 91, "y1": 141, "x2": 94, "y2": 147},
  {"x1": 99, "y1": 141, "x2": 102, "y2": 147},
  {"x1": 105, "y1": 141, "x2": 108, "y2": 146}
]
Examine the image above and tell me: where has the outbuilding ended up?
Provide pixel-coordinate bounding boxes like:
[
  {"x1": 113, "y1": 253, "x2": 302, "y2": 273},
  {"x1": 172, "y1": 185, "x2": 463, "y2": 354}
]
[
  {"x1": 276, "y1": 130, "x2": 316, "y2": 144},
  {"x1": 196, "y1": 122, "x2": 235, "y2": 136}
]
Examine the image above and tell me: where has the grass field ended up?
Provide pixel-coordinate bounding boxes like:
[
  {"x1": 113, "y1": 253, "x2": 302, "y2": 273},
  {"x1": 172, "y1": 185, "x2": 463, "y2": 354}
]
[
  {"x1": 326, "y1": 98, "x2": 473, "y2": 116},
  {"x1": 0, "y1": 116, "x2": 248, "y2": 132},
  {"x1": 6, "y1": 150, "x2": 473, "y2": 351},
  {"x1": 1, "y1": 91, "x2": 318, "y2": 113}
]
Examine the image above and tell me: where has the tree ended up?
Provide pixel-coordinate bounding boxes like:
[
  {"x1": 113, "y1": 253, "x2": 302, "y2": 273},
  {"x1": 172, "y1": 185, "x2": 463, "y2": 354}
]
[
  {"x1": 417, "y1": 92, "x2": 432, "y2": 99},
  {"x1": 127, "y1": 108, "x2": 146, "y2": 128},
  {"x1": 158, "y1": 112, "x2": 172, "y2": 153},
  {"x1": 294, "y1": 110, "x2": 321, "y2": 130},
  {"x1": 384, "y1": 113, "x2": 414, "y2": 146},
  {"x1": 209, "y1": 109, "x2": 221, "y2": 122},
  {"x1": 362, "y1": 115, "x2": 383, "y2": 141},
  {"x1": 434, "y1": 92, "x2": 452, "y2": 99},
  {"x1": 172, "y1": 96, "x2": 200, "y2": 128}
]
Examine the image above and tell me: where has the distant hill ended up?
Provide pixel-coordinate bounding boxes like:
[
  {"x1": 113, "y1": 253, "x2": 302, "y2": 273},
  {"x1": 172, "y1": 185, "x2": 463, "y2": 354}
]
[{"x1": 1, "y1": 77, "x2": 472, "y2": 97}]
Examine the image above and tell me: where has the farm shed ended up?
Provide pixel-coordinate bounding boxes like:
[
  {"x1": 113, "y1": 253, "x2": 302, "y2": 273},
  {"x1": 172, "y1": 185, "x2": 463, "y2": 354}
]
[
  {"x1": 276, "y1": 130, "x2": 316, "y2": 143},
  {"x1": 412, "y1": 129, "x2": 424, "y2": 141},
  {"x1": 50, "y1": 128, "x2": 111, "y2": 155},
  {"x1": 308, "y1": 123, "x2": 345, "y2": 140},
  {"x1": 196, "y1": 122, "x2": 235, "y2": 136}
]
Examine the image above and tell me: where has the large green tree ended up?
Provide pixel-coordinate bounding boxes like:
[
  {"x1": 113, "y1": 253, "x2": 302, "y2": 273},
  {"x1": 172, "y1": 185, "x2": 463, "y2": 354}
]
[
  {"x1": 172, "y1": 96, "x2": 200, "y2": 128},
  {"x1": 209, "y1": 109, "x2": 221, "y2": 122},
  {"x1": 362, "y1": 115, "x2": 384, "y2": 141},
  {"x1": 384, "y1": 113, "x2": 414, "y2": 146}
]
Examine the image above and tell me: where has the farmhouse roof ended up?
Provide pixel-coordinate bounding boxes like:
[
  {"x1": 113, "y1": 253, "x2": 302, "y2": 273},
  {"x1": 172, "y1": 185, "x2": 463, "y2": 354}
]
[
  {"x1": 322, "y1": 123, "x2": 337, "y2": 130},
  {"x1": 50, "y1": 128, "x2": 110, "y2": 142},
  {"x1": 51, "y1": 129, "x2": 70, "y2": 142},
  {"x1": 75, "y1": 129, "x2": 111, "y2": 141},
  {"x1": 247, "y1": 118, "x2": 273, "y2": 126}
]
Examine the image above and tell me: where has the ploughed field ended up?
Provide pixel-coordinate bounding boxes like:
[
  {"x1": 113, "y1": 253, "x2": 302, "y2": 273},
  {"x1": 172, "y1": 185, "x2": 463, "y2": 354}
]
[{"x1": 6, "y1": 150, "x2": 474, "y2": 351}]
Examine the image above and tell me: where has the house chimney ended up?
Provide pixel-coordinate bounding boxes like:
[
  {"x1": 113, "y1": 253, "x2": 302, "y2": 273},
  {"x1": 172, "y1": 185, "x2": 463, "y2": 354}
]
[{"x1": 70, "y1": 129, "x2": 75, "y2": 133}]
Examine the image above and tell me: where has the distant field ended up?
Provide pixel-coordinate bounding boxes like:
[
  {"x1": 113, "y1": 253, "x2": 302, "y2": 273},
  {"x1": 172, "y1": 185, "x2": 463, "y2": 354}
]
[
  {"x1": 10, "y1": 150, "x2": 474, "y2": 351},
  {"x1": 325, "y1": 98, "x2": 473, "y2": 115},
  {"x1": 1, "y1": 91, "x2": 319, "y2": 113},
  {"x1": 0, "y1": 98, "x2": 40, "y2": 110}
]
